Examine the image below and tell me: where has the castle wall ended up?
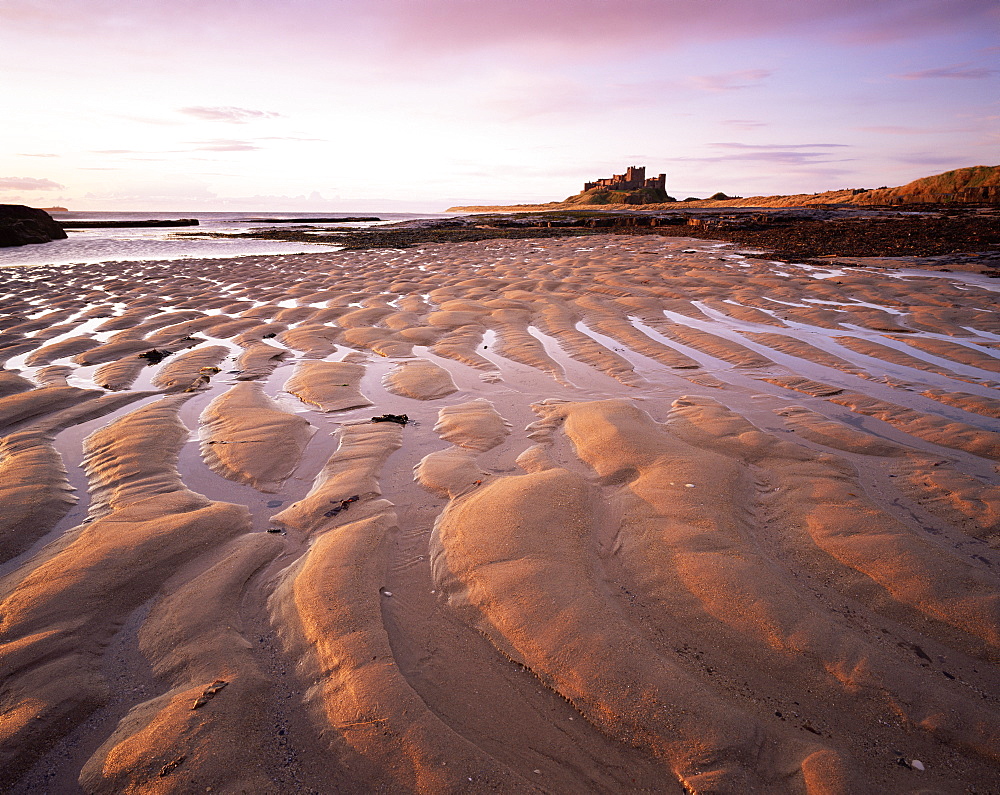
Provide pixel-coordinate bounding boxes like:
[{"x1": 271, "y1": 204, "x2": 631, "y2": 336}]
[{"x1": 585, "y1": 165, "x2": 661, "y2": 193}]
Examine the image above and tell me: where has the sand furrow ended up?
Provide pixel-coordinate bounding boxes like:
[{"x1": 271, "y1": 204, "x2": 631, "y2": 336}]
[
  {"x1": 151, "y1": 344, "x2": 229, "y2": 391},
  {"x1": 233, "y1": 341, "x2": 290, "y2": 380},
  {"x1": 896, "y1": 336, "x2": 1000, "y2": 373},
  {"x1": 0, "y1": 370, "x2": 35, "y2": 398},
  {"x1": 743, "y1": 332, "x2": 870, "y2": 377},
  {"x1": 431, "y1": 325, "x2": 494, "y2": 370},
  {"x1": 0, "y1": 432, "x2": 75, "y2": 564},
  {"x1": 276, "y1": 323, "x2": 342, "y2": 357},
  {"x1": 828, "y1": 393, "x2": 1000, "y2": 461},
  {"x1": 920, "y1": 388, "x2": 1000, "y2": 419},
  {"x1": 79, "y1": 534, "x2": 285, "y2": 793},
  {"x1": 834, "y1": 336, "x2": 994, "y2": 386},
  {"x1": 24, "y1": 335, "x2": 97, "y2": 367},
  {"x1": 893, "y1": 459, "x2": 1000, "y2": 545},
  {"x1": 271, "y1": 420, "x2": 403, "y2": 535},
  {"x1": 546, "y1": 398, "x2": 1000, "y2": 764},
  {"x1": 0, "y1": 396, "x2": 251, "y2": 788},
  {"x1": 271, "y1": 508, "x2": 536, "y2": 792},
  {"x1": 3, "y1": 234, "x2": 1000, "y2": 790},
  {"x1": 667, "y1": 396, "x2": 1000, "y2": 655},
  {"x1": 582, "y1": 313, "x2": 700, "y2": 369},
  {"x1": 652, "y1": 323, "x2": 776, "y2": 368},
  {"x1": 93, "y1": 357, "x2": 147, "y2": 391},
  {"x1": 0, "y1": 386, "x2": 103, "y2": 433},
  {"x1": 533, "y1": 303, "x2": 646, "y2": 386},
  {"x1": 759, "y1": 375, "x2": 845, "y2": 397},
  {"x1": 774, "y1": 405, "x2": 907, "y2": 456},
  {"x1": 431, "y1": 462, "x2": 850, "y2": 792}
]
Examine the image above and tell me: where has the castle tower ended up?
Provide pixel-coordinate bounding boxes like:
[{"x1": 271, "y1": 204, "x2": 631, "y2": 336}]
[{"x1": 624, "y1": 166, "x2": 645, "y2": 190}]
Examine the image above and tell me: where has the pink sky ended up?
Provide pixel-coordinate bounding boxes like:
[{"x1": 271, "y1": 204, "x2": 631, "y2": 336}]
[{"x1": 1, "y1": 0, "x2": 997, "y2": 210}]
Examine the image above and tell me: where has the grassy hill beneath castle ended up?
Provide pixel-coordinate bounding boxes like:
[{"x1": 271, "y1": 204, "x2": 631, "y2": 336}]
[
  {"x1": 448, "y1": 165, "x2": 1000, "y2": 212},
  {"x1": 563, "y1": 186, "x2": 674, "y2": 205}
]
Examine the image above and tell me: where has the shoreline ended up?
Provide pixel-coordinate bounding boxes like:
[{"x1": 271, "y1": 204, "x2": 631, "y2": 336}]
[{"x1": 180, "y1": 205, "x2": 1000, "y2": 274}]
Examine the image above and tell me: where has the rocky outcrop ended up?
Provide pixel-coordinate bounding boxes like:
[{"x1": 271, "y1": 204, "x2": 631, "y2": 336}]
[{"x1": 0, "y1": 205, "x2": 68, "y2": 247}]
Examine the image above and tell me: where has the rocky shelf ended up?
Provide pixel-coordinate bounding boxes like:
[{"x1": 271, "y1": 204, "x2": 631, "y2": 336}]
[{"x1": 59, "y1": 219, "x2": 200, "y2": 229}]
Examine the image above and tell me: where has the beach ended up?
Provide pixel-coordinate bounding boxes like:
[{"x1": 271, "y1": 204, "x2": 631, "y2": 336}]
[{"x1": 2, "y1": 231, "x2": 1000, "y2": 793}]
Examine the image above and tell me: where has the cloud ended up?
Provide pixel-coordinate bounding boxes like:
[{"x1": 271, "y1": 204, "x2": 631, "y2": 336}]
[
  {"x1": 892, "y1": 151, "x2": 975, "y2": 166},
  {"x1": 897, "y1": 63, "x2": 997, "y2": 79},
  {"x1": 859, "y1": 124, "x2": 972, "y2": 135},
  {"x1": 689, "y1": 69, "x2": 772, "y2": 92},
  {"x1": 9, "y1": 0, "x2": 995, "y2": 60},
  {"x1": 722, "y1": 120, "x2": 769, "y2": 130},
  {"x1": 684, "y1": 142, "x2": 852, "y2": 167},
  {"x1": 18, "y1": 153, "x2": 59, "y2": 158},
  {"x1": 860, "y1": 126, "x2": 929, "y2": 135},
  {"x1": 180, "y1": 106, "x2": 282, "y2": 123},
  {"x1": 710, "y1": 142, "x2": 849, "y2": 151},
  {"x1": 372, "y1": 0, "x2": 1000, "y2": 54},
  {"x1": 0, "y1": 176, "x2": 65, "y2": 190},
  {"x1": 188, "y1": 139, "x2": 262, "y2": 152}
]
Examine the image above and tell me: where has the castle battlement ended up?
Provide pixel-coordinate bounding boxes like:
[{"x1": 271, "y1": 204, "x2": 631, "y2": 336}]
[{"x1": 584, "y1": 166, "x2": 666, "y2": 193}]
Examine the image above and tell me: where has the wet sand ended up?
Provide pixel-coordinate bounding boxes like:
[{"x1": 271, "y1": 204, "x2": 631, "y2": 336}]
[{"x1": 1, "y1": 234, "x2": 999, "y2": 793}]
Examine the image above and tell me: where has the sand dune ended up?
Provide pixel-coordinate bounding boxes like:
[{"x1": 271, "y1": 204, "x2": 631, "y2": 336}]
[{"x1": 1, "y1": 233, "x2": 999, "y2": 791}]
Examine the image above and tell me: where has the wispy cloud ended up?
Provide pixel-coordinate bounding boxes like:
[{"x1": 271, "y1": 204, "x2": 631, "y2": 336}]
[
  {"x1": 722, "y1": 119, "x2": 769, "y2": 130},
  {"x1": 116, "y1": 115, "x2": 182, "y2": 126},
  {"x1": 897, "y1": 63, "x2": 997, "y2": 79},
  {"x1": 180, "y1": 106, "x2": 282, "y2": 123},
  {"x1": 893, "y1": 151, "x2": 974, "y2": 166},
  {"x1": 687, "y1": 142, "x2": 852, "y2": 166},
  {"x1": 260, "y1": 135, "x2": 326, "y2": 142},
  {"x1": 710, "y1": 142, "x2": 849, "y2": 151},
  {"x1": 18, "y1": 153, "x2": 59, "y2": 158},
  {"x1": 188, "y1": 139, "x2": 262, "y2": 152},
  {"x1": 0, "y1": 176, "x2": 65, "y2": 190},
  {"x1": 859, "y1": 124, "x2": 972, "y2": 135},
  {"x1": 689, "y1": 69, "x2": 772, "y2": 92}
]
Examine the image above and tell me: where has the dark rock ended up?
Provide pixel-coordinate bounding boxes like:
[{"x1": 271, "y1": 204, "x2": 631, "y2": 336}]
[
  {"x1": 371, "y1": 413, "x2": 409, "y2": 425},
  {"x1": 0, "y1": 205, "x2": 68, "y2": 248}
]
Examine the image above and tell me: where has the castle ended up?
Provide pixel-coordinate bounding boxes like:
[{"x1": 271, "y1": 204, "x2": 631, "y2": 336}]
[{"x1": 584, "y1": 165, "x2": 666, "y2": 193}]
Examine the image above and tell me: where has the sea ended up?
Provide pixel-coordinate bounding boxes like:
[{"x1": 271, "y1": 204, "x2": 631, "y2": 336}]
[{"x1": 0, "y1": 211, "x2": 452, "y2": 268}]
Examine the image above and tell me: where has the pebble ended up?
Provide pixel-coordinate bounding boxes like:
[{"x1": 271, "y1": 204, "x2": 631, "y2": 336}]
[{"x1": 911, "y1": 759, "x2": 925, "y2": 771}]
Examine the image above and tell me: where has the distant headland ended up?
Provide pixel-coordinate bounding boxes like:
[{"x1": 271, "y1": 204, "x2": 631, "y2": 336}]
[{"x1": 448, "y1": 164, "x2": 1000, "y2": 212}]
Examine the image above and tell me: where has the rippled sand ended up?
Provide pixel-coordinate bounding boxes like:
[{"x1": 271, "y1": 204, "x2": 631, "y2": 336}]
[{"x1": 1, "y1": 235, "x2": 999, "y2": 793}]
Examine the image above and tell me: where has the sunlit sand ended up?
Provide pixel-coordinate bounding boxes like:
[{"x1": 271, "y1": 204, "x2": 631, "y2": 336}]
[{"x1": 1, "y1": 233, "x2": 999, "y2": 792}]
